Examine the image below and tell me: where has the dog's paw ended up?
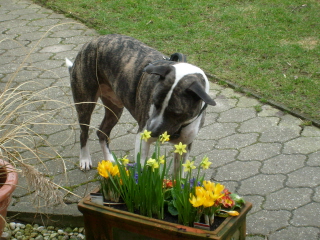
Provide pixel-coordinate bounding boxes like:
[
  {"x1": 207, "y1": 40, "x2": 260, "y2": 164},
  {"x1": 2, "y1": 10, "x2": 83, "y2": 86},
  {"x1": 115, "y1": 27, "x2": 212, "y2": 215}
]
[{"x1": 80, "y1": 159, "x2": 92, "y2": 171}]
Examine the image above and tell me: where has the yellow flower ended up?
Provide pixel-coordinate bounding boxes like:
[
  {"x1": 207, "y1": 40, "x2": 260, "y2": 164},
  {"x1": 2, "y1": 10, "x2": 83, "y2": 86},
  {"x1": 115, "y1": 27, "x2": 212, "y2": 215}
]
[
  {"x1": 97, "y1": 160, "x2": 119, "y2": 179},
  {"x1": 140, "y1": 129, "x2": 152, "y2": 142},
  {"x1": 158, "y1": 155, "x2": 165, "y2": 164},
  {"x1": 189, "y1": 186, "x2": 206, "y2": 207},
  {"x1": 202, "y1": 191, "x2": 216, "y2": 208},
  {"x1": 120, "y1": 155, "x2": 129, "y2": 166},
  {"x1": 174, "y1": 142, "x2": 187, "y2": 156},
  {"x1": 182, "y1": 160, "x2": 196, "y2": 172},
  {"x1": 159, "y1": 131, "x2": 170, "y2": 143},
  {"x1": 227, "y1": 211, "x2": 239, "y2": 216},
  {"x1": 203, "y1": 181, "x2": 225, "y2": 202},
  {"x1": 146, "y1": 158, "x2": 159, "y2": 172},
  {"x1": 200, "y1": 157, "x2": 212, "y2": 169}
]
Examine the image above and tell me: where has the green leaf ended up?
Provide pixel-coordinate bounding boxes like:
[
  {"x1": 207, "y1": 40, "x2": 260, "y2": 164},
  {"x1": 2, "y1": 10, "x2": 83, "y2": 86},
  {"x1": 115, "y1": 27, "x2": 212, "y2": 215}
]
[
  {"x1": 164, "y1": 189, "x2": 172, "y2": 200},
  {"x1": 168, "y1": 202, "x2": 178, "y2": 216},
  {"x1": 230, "y1": 193, "x2": 245, "y2": 207}
]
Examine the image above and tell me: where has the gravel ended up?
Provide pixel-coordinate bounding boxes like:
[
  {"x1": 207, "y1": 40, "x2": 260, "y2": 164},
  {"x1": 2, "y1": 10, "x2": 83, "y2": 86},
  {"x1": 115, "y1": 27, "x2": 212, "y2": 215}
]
[{"x1": 2, "y1": 222, "x2": 85, "y2": 240}]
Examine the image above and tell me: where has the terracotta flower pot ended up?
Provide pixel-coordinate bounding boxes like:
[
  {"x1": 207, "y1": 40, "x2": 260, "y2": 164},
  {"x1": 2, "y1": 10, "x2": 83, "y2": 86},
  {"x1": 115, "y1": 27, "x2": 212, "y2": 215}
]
[
  {"x1": 78, "y1": 188, "x2": 252, "y2": 240},
  {"x1": 0, "y1": 159, "x2": 18, "y2": 236}
]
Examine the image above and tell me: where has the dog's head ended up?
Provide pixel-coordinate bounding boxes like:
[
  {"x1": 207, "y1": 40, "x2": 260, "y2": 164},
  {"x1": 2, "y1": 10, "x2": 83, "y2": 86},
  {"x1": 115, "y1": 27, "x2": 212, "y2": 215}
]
[{"x1": 144, "y1": 62, "x2": 216, "y2": 139}]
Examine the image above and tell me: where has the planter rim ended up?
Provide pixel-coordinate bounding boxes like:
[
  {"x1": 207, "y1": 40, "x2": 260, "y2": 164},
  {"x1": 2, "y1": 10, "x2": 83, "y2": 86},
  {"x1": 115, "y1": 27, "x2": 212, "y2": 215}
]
[
  {"x1": 79, "y1": 187, "x2": 252, "y2": 238},
  {"x1": 0, "y1": 159, "x2": 18, "y2": 202}
]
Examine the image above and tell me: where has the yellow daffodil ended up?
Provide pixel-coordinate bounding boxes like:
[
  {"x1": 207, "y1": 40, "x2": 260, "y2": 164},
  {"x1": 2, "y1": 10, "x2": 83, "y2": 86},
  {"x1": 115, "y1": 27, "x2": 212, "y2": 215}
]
[
  {"x1": 146, "y1": 158, "x2": 159, "y2": 172},
  {"x1": 120, "y1": 155, "x2": 129, "y2": 166},
  {"x1": 158, "y1": 155, "x2": 165, "y2": 164},
  {"x1": 140, "y1": 130, "x2": 151, "y2": 142},
  {"x1": 174, "y1": 142, "x2": 187, "y2": 156},
  {"x1": 182, "y1": 160, "x2": 196, "y2": 172},
  {"x1": 159, "y1": 131, "x2": 170, "y2": 143},
  {"x1": 200, "y1": 157, "x2": 212, "y2": 169},
  {"x1": 97, "y1": 160, "x2": 119, "y2": 178}
]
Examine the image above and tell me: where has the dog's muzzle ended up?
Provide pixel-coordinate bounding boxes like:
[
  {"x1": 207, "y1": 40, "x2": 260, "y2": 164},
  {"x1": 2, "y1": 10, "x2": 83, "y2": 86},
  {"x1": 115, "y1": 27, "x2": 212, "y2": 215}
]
[{"x1": 169, "y1": 103, "x2": 208, "y2": 140}]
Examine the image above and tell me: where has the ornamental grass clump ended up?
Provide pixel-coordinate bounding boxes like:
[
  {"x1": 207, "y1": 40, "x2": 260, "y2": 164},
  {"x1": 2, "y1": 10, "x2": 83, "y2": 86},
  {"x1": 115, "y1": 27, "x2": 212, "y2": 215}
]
[{"x1": 97, "y1": 130, "x2": 245, "y2": 227}]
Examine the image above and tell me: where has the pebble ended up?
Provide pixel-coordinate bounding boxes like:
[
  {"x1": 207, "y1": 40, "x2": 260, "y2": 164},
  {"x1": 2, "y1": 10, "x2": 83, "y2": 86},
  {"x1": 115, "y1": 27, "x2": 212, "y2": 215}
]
[{"x1": 1, "y1": 222, "x2": 86, "y2": 240}]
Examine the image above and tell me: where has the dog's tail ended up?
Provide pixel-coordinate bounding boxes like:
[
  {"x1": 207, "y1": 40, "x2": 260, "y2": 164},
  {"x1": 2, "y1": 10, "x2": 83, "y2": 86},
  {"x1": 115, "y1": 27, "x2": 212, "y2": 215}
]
[{"x1": 65, "y1": 58, "x2": 73, "y2": 73}]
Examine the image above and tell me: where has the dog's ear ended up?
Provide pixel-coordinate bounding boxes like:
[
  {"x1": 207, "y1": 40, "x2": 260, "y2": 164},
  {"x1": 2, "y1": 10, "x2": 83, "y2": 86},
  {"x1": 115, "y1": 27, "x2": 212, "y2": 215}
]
[
  {"x1": 144, "y1": 64, "x2": 172, "y2": 78},
  {"x1": 188, "y1": 82, "x2": 216, "y2": 106}
]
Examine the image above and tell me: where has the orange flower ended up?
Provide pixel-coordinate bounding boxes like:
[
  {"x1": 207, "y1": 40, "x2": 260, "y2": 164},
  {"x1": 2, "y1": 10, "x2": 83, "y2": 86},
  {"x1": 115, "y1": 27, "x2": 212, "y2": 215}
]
[{"x1": 163, "y1": 179, "x2": 174, "y2": 188}]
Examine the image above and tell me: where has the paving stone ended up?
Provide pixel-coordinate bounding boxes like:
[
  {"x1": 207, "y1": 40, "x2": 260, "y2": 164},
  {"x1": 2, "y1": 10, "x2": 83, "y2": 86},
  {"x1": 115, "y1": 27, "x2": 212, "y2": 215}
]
[
  {"x1": 259, "y1": 126, "x2": 301, "y2": 142},
  {"x1": 218, "y1": 107, "x2": 256, "y2": 123},
  {"x1": 190, "y1": 139, "x2": 216, "y2": 156},
  {"x1": 29, "y1": 59, "x2": 64, "y2": 70},
  {"x1": 208, "y1": 96, "x2": 237, "y2": 113},
  {"x1": 283, "y1": 137, "x2": 320, "y2": 154},
  {"x1": 1, "y1": 47, "x2": 29, "y2": 58},
  {"x1": 40, "y1": 44, "x2": 75, "y2": 53},
  {"x1": 246, "y1": 210, "x2": 291, "y2": 235},
  {"x1": 0, "y1": 62, "x2": 21, "y2": 74},
  {"x1": 205, "y1": 149, "x2": 238, "y2": 168},
  {"x1": 18, "y1": 12, "x2": 49, "y2": 20},
  {"x1": 246, "y1": 236, "x2": 265, "y2": 240},
  {"x1": 302, "y1": 126, "x2": 320, "y2": 136},
  {"x1": 9, "y1": 198, "x2": 81, "y2": 216},
  {"x1": 238, "y1": 143, "x2": 282, "y2": 161},
  {"x1": 236, "y1": 96, "x2": 260, "y2": 107},
  {"x1": 219, "y1": 88, "x2": 243, "y2": 98},
  {"x1": 53, "y1": 168, "x2": 96, "y2": 187},
  {"x1": 216, "y1": 133, "x2": 259, "y2": 149},
  {"x1": 314, "y1": 186, "x2": 320, "y2": 202},
  {"x1": 7, "y1": 8, "x2": 36, "y2": 16},
  {"x1": 27, "y1": 18, "x2": 60, "y2": 27},
  {"x1": 258, "y1": 105, "x2": 282, "y2": 117},
  {"x1": 269, "y1": 226, "x2": 320, "y2": 240},
  {"x1": 202, "y1": 112, "x2": 219, "y2": 126},
  {"x1": 198, "y1": 122, "x2": 237, "y2": 140},
  {"x1": 3, "y1": 18, "x2": 27, "y2": 28},
  {"x1": 287, "y1": 167, "x2": 320, "y2": 187},
  {"x1": 264, "y1": 188, "x2": 312, "y2": 210},
  {"x1": 307, "y1": 151, "x2": 320, "y2": 167},
  {"x1": 291, "y1": 202, "x2": 320, "y2": 227},
  {"x1": 50, "y1": 29, "x2": 86, "y2": 38},
  {"x1": 34, "y1": 157, "x2": 77, "y2": 176},
  {"x1": 243, "y1": 195, "x2": 264, "y2": 214},
  {"x1": 47, "y1": 12, "x2": 67, "y2": 19},
  {"x1": 238, "y1": 117, "x2": 279, "y2": 133},
  {"x1": 280, "y1": 114, "x2": 303, "y2": 127},
  {"x1": 28, "y1": 37, "x2": 63, "y2": 50},
  {"x1": 261, "y1": 154, "x2": 306, "y2": 174},
  {"x1": 16, "y1": 30, "x2": 53, "y2": 41},
  {"x1": 215, "y1": 160, "x2": 261, "y2": 181},
  {"x1": 238, "y1": 174, "x2": 286, "y2": 195},
  {"x1": 212, "y1": 181, "x2": 238, "y2": 193},
  {"x1": 64, "y1": 181, "x2": 98, "y2": 203},
  {"x1": 0, "y1": 13, "x2": 20, "y2": 21}
]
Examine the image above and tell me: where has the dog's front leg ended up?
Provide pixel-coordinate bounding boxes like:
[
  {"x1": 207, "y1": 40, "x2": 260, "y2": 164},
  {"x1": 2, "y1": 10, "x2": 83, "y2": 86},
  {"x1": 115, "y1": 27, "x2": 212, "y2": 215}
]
[
  {"x1": 100, "y1": 141, "x2": 115, "y2": 162},
  {"x1": 80, "y1": 145, "x2": 92, "y2": 170}
]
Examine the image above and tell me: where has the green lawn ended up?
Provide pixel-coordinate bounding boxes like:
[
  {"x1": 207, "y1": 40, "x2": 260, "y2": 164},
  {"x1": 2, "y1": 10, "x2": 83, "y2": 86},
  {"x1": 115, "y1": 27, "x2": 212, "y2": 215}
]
[{"x1": 35, "y1": 0, "x2": 320, "y2": 122}]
